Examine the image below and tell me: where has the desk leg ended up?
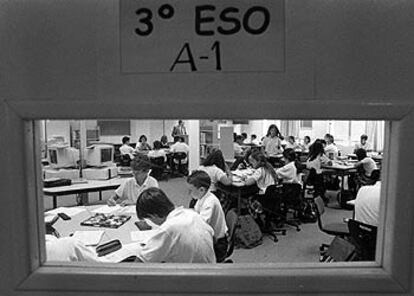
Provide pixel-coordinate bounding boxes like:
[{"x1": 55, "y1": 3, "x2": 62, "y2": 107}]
[
  {"x1": 53, "y1": 196, "x2": 57, "y2": 209},
  {"x1": 99, "y1": 191, "x2": 102, "y2": 201},
  {"x1": 237, "y1": 192, "x2": 241, "y2": 215},
  {"x1": 76, "y1": 193, "x2": 89, "y2": 206}
]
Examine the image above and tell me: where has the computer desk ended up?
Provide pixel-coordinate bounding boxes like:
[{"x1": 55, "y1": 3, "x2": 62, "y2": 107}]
[{"x1": 43, "y1": 178, "x2": 127, "y2": 209}]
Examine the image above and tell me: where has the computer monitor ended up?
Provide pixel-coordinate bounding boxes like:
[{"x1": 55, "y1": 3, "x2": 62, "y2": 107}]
[
  {"x1": 84, "y1": 144, "x2": 114, "y2": 167},
  {"x1": 48, "y1": 146, "x2": 80, "y2": 168}
]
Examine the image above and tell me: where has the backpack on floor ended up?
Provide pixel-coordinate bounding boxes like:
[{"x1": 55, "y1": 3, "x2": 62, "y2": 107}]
[
  {"x1": 299, "y1": 200, "x2": 317, "y2": 223},
  {"x1": 235, "y1": 214, "x2": 263, "y2": 249}
]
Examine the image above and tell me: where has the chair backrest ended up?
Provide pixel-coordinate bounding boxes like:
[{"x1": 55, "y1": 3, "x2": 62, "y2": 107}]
[
  {"x1": 150, "y1": 156, "x2": 165, "y2": 167},
  {"x1": 173, "y1": 152, "x2": 187, "y2": 160},
  {"x1": 347, "y1": 219, "x2": 377, "y2": 261},
  {"x1": 120, "y1": 154, "x2": 131, "y2": 167},
  {"x1": 225, "y1": 208, "x2": 239, "y2": 259},
  {"x1": 313, "y1": 196, "x2": 326, "y2": 230},
  {"x1": 281, "y1": 183, "x2": 303, "y2": 210}
]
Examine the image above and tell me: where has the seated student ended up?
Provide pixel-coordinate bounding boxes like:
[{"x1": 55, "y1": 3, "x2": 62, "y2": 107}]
[
  {"x1": 148, "y1": 140, "x2": 167, "y2": 162},
  {"x1": 198, "y1": 149, "x2": 232, "y2": 193},
  {"x1": 250, "y1": 134, "x2": 260, "y2": 146},
  {"x1": 244, "y1": 150, "x2": 278, "y2": 195},
  {"x1": 354, "y1": 134, "x2": 371, "y2": 153},
  {"x1": 233, "y1": 135, "x2": 244, "y2": 157},
  {"x1": 170, "y1": 136, "x2": 189, "y2": 159},
  {"x1": 324, "y1": 133, "x2": 339, "y2": 159},
  {"x1": 276, "y1": 148, "x2": 302, "y2": 184},
  {"x1": 241, "y1": 132, "x2": 249, "y2": 144},
  {"x1": 285, "y1": 136, "x2": 300, "y2": 150},
  {"x1": 187, "y1": 171, "x2": 228, "y2": 262},
  {"x1": 300, "y1": 136, "x2": 311, "y2": 153},
  {"x1": 306, "y1": 140, "x2": 331, "y2": 203},
  {"x1": 354, "y1": 177, "x2": 381, "y2": 227},
  {"x1": 135, "y1": 187, "x2": 216, "y2": 263},
  {"x1": 45, "y1": 234, "x2": 99, "y2": 262},
  {"x1": 135, "y1": 135, "x2": 152, "y2": 153},
  {"x1": 160, "y1": 135, "x2": 170, "y2": 148},
  {"x1": 354, "y1": 148, "x2": 378, "y2": 186},
  {"x1": 119, "y1": 136, "x2": 135, "y2": 160},
  {"x1": 107, "y1": 156, "x2": 159, "y2": 206}
]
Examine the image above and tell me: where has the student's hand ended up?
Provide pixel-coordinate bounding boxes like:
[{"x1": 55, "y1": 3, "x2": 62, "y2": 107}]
[
  {"x1": 120, "y1": 200, "x2": 129, "y2": 207},
  {"x1": 107, "y1": 197, "x2": 117, "y2": 206},
  {"x1": 327, "y1": 161, "x2": 333, "y2": 166}
]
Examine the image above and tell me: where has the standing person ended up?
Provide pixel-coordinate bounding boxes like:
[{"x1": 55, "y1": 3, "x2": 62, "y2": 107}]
[
  {"x1": 354, "y1": 134, "x2": 371, "y2": 153},
  {"x1": 135, "y1": 187, "x2": 216, "y2": 263},
  {"x1": 107, "y1": 156, "x2": 159, "y2": 206},
  {"x1": 262, "y1": 124, "x2": 284, "y2": 167},
  {"x1": 119, "y1": 136, "x2": 135, "y2": 160},
  {"x1": 135, "y1": 135, "x2": 152, "y2": 153},
  {"x1": 171, "y1": 120, "x2": 187, "y2": 138},
  {"x1": 187, "y1": 171, "x2": 228, "y2": 262}
]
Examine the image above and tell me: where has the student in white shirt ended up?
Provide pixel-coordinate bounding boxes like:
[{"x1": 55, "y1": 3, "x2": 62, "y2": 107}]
[
  {"x1": 107, "y1": 156, "x2": 159, "y2": 206},
  {"x1": 354, "y1": 134, "x2": 371, "y2": 153},
  {"x1": 170, "y1": 136, "x2": 190, "y2": 163},
  {"x1": 45, "y1": 234, "x2": 99, "y2": 262},
  {"x1": 300, "y1": 136, "x2": 311, "y2": 153},
  {"x1": 306, "y1": 140, "x2": 331, "y2": 203},
  {"x1": 250, "y1": 134, "x2": 260, "y2": 146},
  {"x1": 353, "y1": 148, "x2": 378, "y2": 190},
  {"x1": 324, "y1": 133, "x2": 339, "y2": 159},
  {"x1": 187, "y1": 170, "x2": 228, "y2": 262},
  {"x1": 119, "y1": 136, "x2": 135, "y2": 160},
  {"x1": 262, "y1": 124, "x2": 284, "y2": 167},
  {"x1": 198, "y1": 149, "x2": 232, "y2": 193},
  {"x1": 244, "y1": 150, "x2": 278, "y2": 195},
  {"x1": 147, "y1": 140, "x2": 167, "y2": 162},
  {"x1": 285, "y1": 136, "x2": 300, "y2": 150},
  {"x1": 354, "y1": 181, "x2": 381, "y2": 227},
  {"x1": 276, "y1": 148, "x2": 301, "y2": 184},
  {"x1": 233, "y1": 135, "x2": 244, "y2": 157},
  {"x1": 135, "y1": 187, "x2": 216, "y2": 263}
]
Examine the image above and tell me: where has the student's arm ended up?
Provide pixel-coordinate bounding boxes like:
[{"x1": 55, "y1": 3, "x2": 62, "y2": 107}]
[
  {"x1": 107, "y1": 181, "x2": 126, "y2": 206},
  {"x1": 276, "y1": 164, "x2": 291, "y2": 180},
  {"x1": 218, "y1": 168, "x2": 232, "y2": 186},
  {"x1": 198, "y1": 204, "x2": 214, "y2": 225},
  {"x1": 137, "y1": 229, "x2": 173, "y2": 263},
  {"x1": 107, "y1": 194, "x2": 120, "y2": 206},
  {"x1": 244, "y1": 169, "x2": 261, "y2": 186}
]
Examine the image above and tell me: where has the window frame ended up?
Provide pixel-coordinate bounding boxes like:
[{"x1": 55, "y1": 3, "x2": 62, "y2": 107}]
[{"x1": 3, "y1": 100, "x2": 414, "y2": 295}]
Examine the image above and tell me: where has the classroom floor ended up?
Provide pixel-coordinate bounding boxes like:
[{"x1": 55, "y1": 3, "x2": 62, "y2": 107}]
[{"x1": 43, "y1": 177, "x2": 353, "y2": 264}]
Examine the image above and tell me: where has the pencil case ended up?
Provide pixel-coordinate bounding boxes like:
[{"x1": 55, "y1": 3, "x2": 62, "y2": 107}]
[{"x1": 96, "y1": 239, "x2": 122, "y2": 257}]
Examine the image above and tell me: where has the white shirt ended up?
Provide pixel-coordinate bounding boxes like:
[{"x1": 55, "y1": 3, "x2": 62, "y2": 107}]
[
  {"x1": 306, "y1": 154, "x2": 330, "y2": 174},
  {"x1": 119, "y1": 144, "x2": 135, "y2": 159},
  {"x1": 262, "y1": 136, "x2": 283, "y2": 156},
  {"x1": 276, "y1": 161, "x2": 301, "y2": 184},
  {"x1": 170, "y1": 142, "x2": 189, "y2": 154},
  {"x1": 285, "y1": 142, "x2": 299, "y2": 150},
  {"x1": 355, "y1": 142, "x2": 371, "y2": 151},
  {"x1": 325, "y1": 143, "x2": 339, "y2": 159},
  {"x1": 354, "y1": 182, "x2": 381, "y2": 227},
  {"x1": 148, "y1": 149, "x2": 167, "y2": 161},
  {"x1": 233, "y1": 143, "x2": 243, "y2": 156},
  {"x1": 137, "y1": 207, "x2": 216, "y2": 263},
  {"x1": 115, "y1": 175, "x2": 159, "y2": 203},
  {"x1": 45, "y1": 235, "x2": 99, "y2": 262},
  {"x1": 194, "y1": 191, "x2": 228, "y2": 240},
  {"x1": 358, "y1": 157, "x2": 377, "y2": 177},
  {"x1": 198, "y1": 165, "x2": 226, "y2": 192},
  {"x1": 251, "y1": 167, "x2": 276, "y2": 195}
]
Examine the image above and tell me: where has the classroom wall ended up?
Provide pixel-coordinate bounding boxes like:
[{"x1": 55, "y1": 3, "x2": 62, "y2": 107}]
[{"x1": 1, "y1": 0, "x2": 414, "y2": 295}]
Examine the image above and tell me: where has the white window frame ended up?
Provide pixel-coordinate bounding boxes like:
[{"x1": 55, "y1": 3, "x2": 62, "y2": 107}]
[{"x1": 2, "y1": 100, "x2": 414, "y2": 295}]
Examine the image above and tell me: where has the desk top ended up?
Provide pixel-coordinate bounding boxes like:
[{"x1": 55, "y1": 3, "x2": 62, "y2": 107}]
[
  {"x1": 43, "y1": 177, "x2": 127, "y2": 194},
  {"x1": 322, "y1": 161, "x2": 356, "y2": 171}
]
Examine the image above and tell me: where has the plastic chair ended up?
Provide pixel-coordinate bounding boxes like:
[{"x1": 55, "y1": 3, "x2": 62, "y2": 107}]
[
  {"x1": 347, "y1": 219, "x2": 377, "y2": 261},
  {"x1": 171, "y1": 152, "x2": 188, "y2": 176},
  {"x1": 149, "y1": 156, "x2": 169, "y2": 181},
  {"x1": 221, "y1": 208, "x2": 239, "y2": 263},
  {"x1": 279, "y1": 183, "x2": 303, "y2": 232},
  {"x1": 314, "y1": 196, "x2": 350, "y2": 237}
]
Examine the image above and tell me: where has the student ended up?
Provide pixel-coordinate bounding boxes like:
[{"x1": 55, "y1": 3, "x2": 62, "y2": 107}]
[
  {"x1": 244, "y1": 150, "x2": 278, "y2": 195},
  {"x1": 276, "y1": 148, "x2": 302, "y2": 184},
  {"x1": 160, "y1": 135, "x2": 170, "y2": 148},
  {"x1": 170, "y1": 135, "x2": 190, "y2": 164},
  {"x1": 135, "y1": 187, "x2": 216, "y2": 263},
  {"x1": 300, "y1": 136, "x2": 311, "y2": 153},
  {"x1": 187, "y1": 171, "x2": 228, "y2": 262},
  {"x1": 107, "y1": 156, "x2": 159, "y2": 206},
  {"x1": 354, "y1": 134, "x2": 371, "y2": 153},
  {"x1": 148, "y1": 140, "x2": 167, "y2": 162},
  {"x1": 354, "y1": 148, "x2": 378, "y2": 186},
  {"x1": 198, "y1": 149, "x2": 232, "y2": 193},
  {"x1": 135, "y1": 135, "x2": 152, "y2": 152},
  {"x1": 285, "y1": 136, "x2": 300, "y2": 150},
  {"x1": 45, "y1": 234, "x2": 99, "y2": 262},
  {"x1": 250, "y1": 134, "x2": 260, "y2": 146},
  {"x1": 241, "y1": 132, "x2": 248, "y2": 144},
  {"x1": 306, "y1": 141, "x2": 331, "y2": 203},
  {"x1": 119, "y1": 136, "x2": 135, "y2": 160},
  {"x1": 233, "y1": 135, "x2": 244, "y2": 157},
  {"x1": 262, "y1": 124, "x2": 284, "y2": 166},
  {"x1": 324, "y1": 133, "x2": 339, "y2": 159},
  {"x1": 354, "y1": 179, "x2": 381, "y2": 227}
]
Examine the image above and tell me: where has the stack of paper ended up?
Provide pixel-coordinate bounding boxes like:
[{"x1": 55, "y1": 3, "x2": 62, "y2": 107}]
[{"x1": 71, "y1": 230, "x2": 105, "y2": 246}]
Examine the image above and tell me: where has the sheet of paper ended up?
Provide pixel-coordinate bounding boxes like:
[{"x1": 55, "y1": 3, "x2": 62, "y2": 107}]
[
  {"x1": 44, "y1": 214, "x2": 58, "y2": 223},
  {"x1": 98, "y1": 243, "x2": 143, "y2": 263},
  {"x1": 71, "y1": 230, "x2": 105, "y2": 246},
  {"x1": 130, "y1": 230, "x2": 158, "y2": 243},
  {"x1": 45, "y1": 207, "x2": 86, "y2": 217},
  {"x1": 92, "y1": 205, "x2": 122, "y2": 214},
  {"x1": 117, "y1": 205, "x2": 136, "y2": 215}
]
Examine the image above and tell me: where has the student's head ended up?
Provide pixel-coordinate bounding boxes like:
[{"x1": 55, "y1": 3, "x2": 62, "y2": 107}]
[
  {"x1": 266, "y1": 124, "x2": 281, "y2": 138},
  {"x1": 288, "y1": 136, "x2": 295, "y2": 144},
  {"x1": 251, "y1": 134, "x2": 257, "y2": 140},
  {"x1": 308, "y1": 140, "x2": 325, "y2": 161},
  {"x1": 235, "y1": 135, "x2": 244, "y2": 144},
  {"x1": 304, "y1": 136, "x2": 311, "y2": 144},
  {"x1": 122, "y1": 136, "x2": 130, "y2": 145},
  {"x1": 324, "y1": 134, "x2": 334, "y2": 144},
  {"x1": 202, "y1": 149, "x2": 226, "y2": 171},
  {"x1": 187, "y1": 170, "x2": 211, "y2": 200},
  {"x1": 173, "y1": 136, "x2": 181, "y2": 143},
  {"x1": 153, "y1": 140, "x2": 162, "y2": 150},
  {"x1": 136, "y1": 187, "x2": 175, "y2": 225},
  {"x1": 241, "y1": 132, "x2": 248, "y2": 140},
  {"x1": 139, "y1": 135, "x2": 147, "y2": 143},
  {"x1": 360, "y1": 134, "x2": 368, "y2": 144},
  {"x1": 355, "y1": 148, "x2": 367, "y2": 161},
  {"x1": 160, "y1": 135, "x2": 168, "y2": 144},
  {"x1": 248, "y1": 151, "x2": 278, "y2": 181},
  {"x1": 233, "y1": 133, "x2": 237, "y2": 142},
  {"x1": 178, "y1": 120, "x2": 184, "y2": 126},
  {"x1": 130, "y1": 156, "x2": 152, "y2": 185},
  {"x1": 283, "y1": 148, "x2": 297, "y2": 163}
]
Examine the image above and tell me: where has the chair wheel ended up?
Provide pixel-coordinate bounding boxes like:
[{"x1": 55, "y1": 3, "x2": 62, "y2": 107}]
[
  {"x1": 296, "y1": 228, "x2": 301, "y2": 232},
  {"x1": 273, "y1": 237, "x2": 278, "y2": 242},
  {"x1": 282, "y1": 230, "x2": 286, "y2": 235}
]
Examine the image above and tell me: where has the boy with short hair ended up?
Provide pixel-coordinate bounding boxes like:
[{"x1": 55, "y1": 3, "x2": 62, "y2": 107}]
[
  {"x1": 187, "y1": 170, "x2": 228, "y2": 262},
  {"x1": 107, "y1": 156, "x2": 158, "y2": 206},
  {"x1": 136, "y1": 187, "x2": 216, "y2": 263}
]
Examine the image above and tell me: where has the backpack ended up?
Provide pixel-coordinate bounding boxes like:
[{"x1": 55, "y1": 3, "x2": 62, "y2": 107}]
[
  {"x1": 299, "y1": 200, "x2": 317, "y2": 223},
  {"x1": 235, "y1": 214, "x2": 263, "y2": 249}
]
